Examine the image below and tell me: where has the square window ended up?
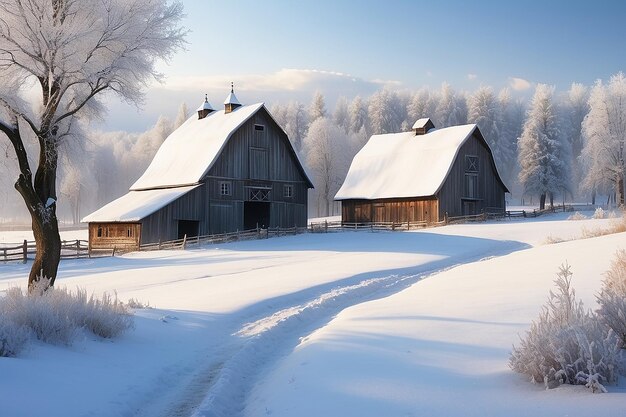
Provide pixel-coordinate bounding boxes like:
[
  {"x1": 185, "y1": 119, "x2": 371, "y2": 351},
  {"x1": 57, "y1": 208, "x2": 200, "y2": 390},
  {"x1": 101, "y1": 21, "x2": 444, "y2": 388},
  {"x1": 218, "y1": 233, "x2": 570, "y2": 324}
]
[
  {"x1": 283, "y1": 184, "x2": 294, "y2": 198},
  {"x1": 220, "y1": 181, "x2": 232, "y2": 196}
]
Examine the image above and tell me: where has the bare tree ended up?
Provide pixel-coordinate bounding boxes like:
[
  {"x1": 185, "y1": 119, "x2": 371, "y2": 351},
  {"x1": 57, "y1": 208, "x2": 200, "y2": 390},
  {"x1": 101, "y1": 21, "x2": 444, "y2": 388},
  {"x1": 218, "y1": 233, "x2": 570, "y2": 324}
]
[{"x1": 0, "y1": 0, "x2": 185, "y2": 288}]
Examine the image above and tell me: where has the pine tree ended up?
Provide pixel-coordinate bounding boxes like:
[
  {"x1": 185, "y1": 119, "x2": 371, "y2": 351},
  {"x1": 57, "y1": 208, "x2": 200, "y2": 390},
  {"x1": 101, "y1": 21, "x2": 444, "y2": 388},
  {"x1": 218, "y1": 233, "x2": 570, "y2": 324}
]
[
  {"x1": 581, "y1": 73, "x2": 626, "y2": 205},
  {"x1": 518, "y1": 84, "x2": 571, "y2": 209}
]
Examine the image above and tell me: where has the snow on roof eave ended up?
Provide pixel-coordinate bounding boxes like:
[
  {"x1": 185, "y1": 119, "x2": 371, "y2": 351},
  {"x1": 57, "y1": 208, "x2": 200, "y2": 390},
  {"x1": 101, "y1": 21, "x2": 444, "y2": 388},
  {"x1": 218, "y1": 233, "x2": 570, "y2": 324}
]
[
  {"x1": 81, "y1": 185, "x2": 200, "y2": 223},
  {"x1": 127, "y1": 182, "x2": 201, "y2": 192}
]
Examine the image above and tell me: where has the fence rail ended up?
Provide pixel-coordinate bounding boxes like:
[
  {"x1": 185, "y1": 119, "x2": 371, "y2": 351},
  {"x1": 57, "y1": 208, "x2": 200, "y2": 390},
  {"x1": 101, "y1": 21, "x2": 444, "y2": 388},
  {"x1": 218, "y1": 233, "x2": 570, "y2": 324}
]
[
  {"x1": 1, "y1": 204, "x2": 587, "y2": 262},
  {"x1": 1, "y1": 239, "x2": 90, "y2": 263}
]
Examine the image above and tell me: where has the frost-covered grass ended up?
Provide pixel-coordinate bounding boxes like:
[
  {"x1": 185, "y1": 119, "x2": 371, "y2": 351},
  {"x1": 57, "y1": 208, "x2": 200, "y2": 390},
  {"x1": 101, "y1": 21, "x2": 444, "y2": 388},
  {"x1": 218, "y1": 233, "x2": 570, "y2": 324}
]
[
  {"x1": 0, "y1": 280, "x2": 132, "y2": 356},
  {"x1": 597, "y1": 250, "x2": 626, "y2": 348}
]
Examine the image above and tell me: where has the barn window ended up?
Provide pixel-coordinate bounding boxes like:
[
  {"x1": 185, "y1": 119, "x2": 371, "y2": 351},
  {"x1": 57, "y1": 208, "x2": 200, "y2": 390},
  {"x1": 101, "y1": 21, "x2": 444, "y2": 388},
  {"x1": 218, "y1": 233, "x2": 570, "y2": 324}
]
[
  {"x1": 283, "y1": 184, "x2": 293, "y2": 198},
  {"x1": 127, "y1": 227, "x2": 133, "y2": 238},
  {"x1": 465, "y1": 155, "x2": 479, "y2": 173},
  {"x1": 219, "y1": 181, "x2": 232, "y2": 196},
  {"x1": 97, "y1": 227, "x2": 103, "y2": 237},
  {"x1": 254, "y1": 124, "x2": 265, "y2": 131}
]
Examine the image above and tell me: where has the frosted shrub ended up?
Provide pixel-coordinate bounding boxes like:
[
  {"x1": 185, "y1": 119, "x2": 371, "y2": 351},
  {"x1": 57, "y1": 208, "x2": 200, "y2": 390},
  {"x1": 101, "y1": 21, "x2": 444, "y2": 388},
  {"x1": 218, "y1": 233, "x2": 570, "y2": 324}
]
[
  {"x1": 0, "y1": 321, "x2": 30, "y2": 357},
  {"x1": 510, "y1": 264, "x2": 621, "y2": 392},
  {"x1": 567, "y1": 212, "x2": 587, "y2": 221},
  {"x1": 597, "y1": 250, "x2": 626, "y2": 347},
  {"x1": 0, "y1": 280, "x2": 133, "y2": 351},
  {"x1": 593, "y1": 207, "x2": 606, "y2": 219}
]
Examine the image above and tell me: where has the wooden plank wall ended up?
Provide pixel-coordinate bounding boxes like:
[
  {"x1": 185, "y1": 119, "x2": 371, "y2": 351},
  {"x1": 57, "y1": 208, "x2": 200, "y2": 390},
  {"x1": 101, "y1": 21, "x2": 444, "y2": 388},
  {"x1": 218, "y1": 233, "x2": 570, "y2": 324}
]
[
  {"x1": 89, "y1": 222, "x2": 141, "y2": 250},
  {"x1": 436, "y1": 132, "x2": 507, "y2": 218},
  {"x1": 342, "y1": 198, "x2": 439, "y2": 223}
]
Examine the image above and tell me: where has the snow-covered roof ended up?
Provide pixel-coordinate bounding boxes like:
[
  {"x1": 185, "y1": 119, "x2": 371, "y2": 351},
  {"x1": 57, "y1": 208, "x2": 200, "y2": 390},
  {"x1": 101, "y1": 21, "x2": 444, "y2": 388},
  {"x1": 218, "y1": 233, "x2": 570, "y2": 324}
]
[
  {"x1": 130, "y1": 103, "x2": 265, "y2": 190},
  {"x1": 82, "y1": 185, "x2": 199, "y2": 222},
  {"x1": 412, "y1": 118, "x2": 431, "y2": 129},
  {"x1": 223, "y1": 91, "x2": 241, "y2": 105},
  {"x1": 335, "y1": 124, "x2": 481, "y2": 200}
]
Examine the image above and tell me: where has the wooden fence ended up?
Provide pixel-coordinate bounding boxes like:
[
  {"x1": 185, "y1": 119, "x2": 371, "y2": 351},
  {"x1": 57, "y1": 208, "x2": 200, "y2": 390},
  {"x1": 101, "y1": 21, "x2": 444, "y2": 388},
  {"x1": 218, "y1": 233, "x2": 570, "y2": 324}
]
[
  {"x1": 0, "y1": 204, "x2": 588, "y2": 261},
  {"x1": 1, "y1": 239, "x2": 90, "y2": 263}
]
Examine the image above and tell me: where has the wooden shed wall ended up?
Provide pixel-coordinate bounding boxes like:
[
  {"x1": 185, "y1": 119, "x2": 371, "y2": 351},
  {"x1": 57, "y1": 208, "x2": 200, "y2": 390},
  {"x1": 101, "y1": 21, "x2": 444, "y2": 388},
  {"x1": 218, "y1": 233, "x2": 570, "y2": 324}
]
[
  {"x1": 88, "y1": 222, "x2": 141, "y2": 251},
  {"x1": 341, "y1": 198, "x2": 439, "y2": 224},
  {"x1": 436, "y1": 132, "x2": 507, "y2": 218}
]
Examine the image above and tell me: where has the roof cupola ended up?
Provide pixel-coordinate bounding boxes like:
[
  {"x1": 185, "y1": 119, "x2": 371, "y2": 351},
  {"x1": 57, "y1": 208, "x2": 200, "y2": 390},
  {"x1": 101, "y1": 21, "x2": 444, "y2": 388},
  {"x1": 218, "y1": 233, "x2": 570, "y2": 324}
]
[
  {"x1": 224, "y1": 82, "x2": 242, "y2": 114},
  {"x1": 197, "y1": 94, "x2": 214, "y2": 119}
]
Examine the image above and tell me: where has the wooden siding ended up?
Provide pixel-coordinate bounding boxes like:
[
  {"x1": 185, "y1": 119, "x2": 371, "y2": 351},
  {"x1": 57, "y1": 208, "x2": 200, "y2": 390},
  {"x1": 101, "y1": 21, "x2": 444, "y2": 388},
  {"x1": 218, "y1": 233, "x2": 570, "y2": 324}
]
[
  {"x1": 436, "y1": 131, "x2": 507, "y2": 218},
  {"x1": 89, "y1": 222, "x2": 141, "y2": 251},
  {"x1": 342, "y1": 198, "x2": 439, "y2": 223}
]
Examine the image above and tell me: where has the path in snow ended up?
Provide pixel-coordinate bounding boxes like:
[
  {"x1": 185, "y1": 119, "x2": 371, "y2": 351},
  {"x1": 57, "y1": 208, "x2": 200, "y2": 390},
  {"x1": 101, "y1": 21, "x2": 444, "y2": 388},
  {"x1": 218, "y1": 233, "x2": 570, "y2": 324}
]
[{"x1": 132, "y1": 240, "x2": 526, "y2": 417}]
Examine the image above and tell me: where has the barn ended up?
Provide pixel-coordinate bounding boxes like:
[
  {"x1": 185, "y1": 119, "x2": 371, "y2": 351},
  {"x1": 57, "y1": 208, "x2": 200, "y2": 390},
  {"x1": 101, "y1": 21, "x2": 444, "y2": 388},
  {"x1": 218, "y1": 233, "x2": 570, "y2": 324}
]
[
  {"x1": 82, "y1": 88, "x2": 313, "y2": 251},
  {"x1": 335, "y1": 118, "x2": 508, "y2": 224}
]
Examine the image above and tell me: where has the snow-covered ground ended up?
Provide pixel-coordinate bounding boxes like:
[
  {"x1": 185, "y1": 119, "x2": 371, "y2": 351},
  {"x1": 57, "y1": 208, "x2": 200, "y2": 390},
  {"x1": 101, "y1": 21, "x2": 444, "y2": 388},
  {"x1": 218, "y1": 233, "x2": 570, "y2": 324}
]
[{"x1": 0, "y1": 213, "x2": 625, "y2": 417}]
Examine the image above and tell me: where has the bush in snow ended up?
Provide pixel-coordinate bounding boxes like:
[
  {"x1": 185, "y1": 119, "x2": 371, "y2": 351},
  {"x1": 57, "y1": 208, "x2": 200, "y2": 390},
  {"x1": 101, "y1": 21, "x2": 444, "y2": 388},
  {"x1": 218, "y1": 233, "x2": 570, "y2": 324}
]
[
  {"x1": 567, "y1": 211, "x2": 587, "y2": 221},
  {"x1": 593, "y1": 207, "x2": 606, "y2": 219},
  {"x1": 0, "y1": 279, "x2": 133, "y2": 350},
  {"x1": 0, "y1": 320, "x2": 30, "y2": 357},
  {"x1": 510, "y1": 263, "x2": 621, "y2": 392},
  {"x1": 597, "y1": 250, "x2": 626, "y2": 348}
]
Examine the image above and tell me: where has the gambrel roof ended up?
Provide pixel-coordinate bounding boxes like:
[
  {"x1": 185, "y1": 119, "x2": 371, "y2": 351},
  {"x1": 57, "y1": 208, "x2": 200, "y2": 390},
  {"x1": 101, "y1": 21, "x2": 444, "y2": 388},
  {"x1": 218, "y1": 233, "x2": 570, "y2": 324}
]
[
  {"x1": 82, "y1": 102, "x2": 312, "y2": 223},
  {"x1": 335, "y1": 124, "x2": 508, "y2": 201}
]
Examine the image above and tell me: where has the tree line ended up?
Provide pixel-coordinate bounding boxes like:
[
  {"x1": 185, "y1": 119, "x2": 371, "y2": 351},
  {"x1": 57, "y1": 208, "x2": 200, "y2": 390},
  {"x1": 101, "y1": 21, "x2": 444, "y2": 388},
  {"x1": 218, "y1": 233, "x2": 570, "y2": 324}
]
[{"x1": 274, "y1": 76, "x2": 625, "y2": 216}]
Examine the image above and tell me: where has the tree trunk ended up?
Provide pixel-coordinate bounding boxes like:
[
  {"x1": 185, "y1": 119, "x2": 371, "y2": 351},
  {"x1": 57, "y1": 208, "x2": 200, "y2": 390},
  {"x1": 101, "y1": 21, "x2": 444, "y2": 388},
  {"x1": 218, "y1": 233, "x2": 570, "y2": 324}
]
[
  {"x1": 539, "y1": 193, "x2": 546, "y2": 210},
  {"x1": 29, "y1": 208, "x2": 62, "y2": 288},
  {"x1": 549, "y1": 193, "x2": 554, "y2": 208},
  {"x1": 591, "y1": 189, "x2": 596, "y2": 205}
]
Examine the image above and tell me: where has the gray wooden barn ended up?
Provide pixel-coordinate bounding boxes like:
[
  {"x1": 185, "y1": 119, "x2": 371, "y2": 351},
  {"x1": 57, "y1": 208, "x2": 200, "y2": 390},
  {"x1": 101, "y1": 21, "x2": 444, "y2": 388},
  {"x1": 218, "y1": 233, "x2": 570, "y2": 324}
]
[
  {"x1": 83, "y1": 88, "x2": 313, "y2": 250},
  {"x1": 335, "y1": 119, "x2": 508, "y2": 224}
]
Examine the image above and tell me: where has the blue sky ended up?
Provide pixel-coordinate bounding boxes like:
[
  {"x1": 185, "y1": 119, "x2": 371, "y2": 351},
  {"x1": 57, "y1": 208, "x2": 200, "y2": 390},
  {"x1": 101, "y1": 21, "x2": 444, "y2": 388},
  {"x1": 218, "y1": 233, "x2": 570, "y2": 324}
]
[{"x1": 105, "y1": 0, "x2": 626, "y2": 131}]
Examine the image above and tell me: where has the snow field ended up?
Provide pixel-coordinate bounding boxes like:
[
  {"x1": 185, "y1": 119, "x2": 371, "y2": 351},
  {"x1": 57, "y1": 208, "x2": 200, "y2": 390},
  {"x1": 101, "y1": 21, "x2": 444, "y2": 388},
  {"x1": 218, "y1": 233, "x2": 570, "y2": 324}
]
[{"x1": 0, "y1": 213, "x2": 624, "y2": 417}]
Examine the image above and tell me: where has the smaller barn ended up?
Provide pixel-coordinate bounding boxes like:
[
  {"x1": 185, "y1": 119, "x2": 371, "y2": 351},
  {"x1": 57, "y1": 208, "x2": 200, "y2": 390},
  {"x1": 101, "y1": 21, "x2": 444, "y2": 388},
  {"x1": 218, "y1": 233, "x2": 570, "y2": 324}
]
[{"x1": 335, "y1": 119, "x2": 508, "y2": 224}]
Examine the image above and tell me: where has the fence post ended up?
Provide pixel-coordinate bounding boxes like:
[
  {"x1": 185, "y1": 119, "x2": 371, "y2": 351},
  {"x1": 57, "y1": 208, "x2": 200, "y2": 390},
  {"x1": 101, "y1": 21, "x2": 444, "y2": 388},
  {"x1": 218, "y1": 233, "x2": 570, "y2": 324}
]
[
  {"x1": 158, "y1": 239, "x2": 162, "y2": 250},
  {"x1": 76, "y1": 239, "x2": 80, "y2": 258},
  {"x1": 182, "y1": 234, "x2": 187, "y2": 250},
  {"x1": 22, "y1": 240, "x2": 27, "y2": 264},
  {"x1": 325, "y1": 220, "x2": 328, "y2": 233},
  {"x1": 445, "y1": 212, "x2": 449, "y2": 225},
  {"x1": 2, "y1": 247, "x2": 6, "y2": 263}
]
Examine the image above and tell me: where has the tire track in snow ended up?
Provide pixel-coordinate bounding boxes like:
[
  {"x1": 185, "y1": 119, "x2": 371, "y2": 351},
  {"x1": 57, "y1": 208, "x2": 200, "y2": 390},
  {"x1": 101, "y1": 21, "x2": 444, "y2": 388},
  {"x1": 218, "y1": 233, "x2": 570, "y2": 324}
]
[
  {"x1": 135, "y1": 239, "x2": 526, "y2": 417},
  {"x1": 189, "y1": 269, "x2": 441, "y2": 417}
]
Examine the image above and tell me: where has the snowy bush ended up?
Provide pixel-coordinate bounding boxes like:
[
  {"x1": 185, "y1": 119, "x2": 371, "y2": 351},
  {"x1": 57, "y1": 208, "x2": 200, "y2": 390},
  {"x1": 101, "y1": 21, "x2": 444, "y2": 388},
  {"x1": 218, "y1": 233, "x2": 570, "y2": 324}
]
[
  {"x1": 510, "y1": 264, "x2": 621, "y2": 392},
  {"x1": 597, "y1": 250, "x2": 626, "y2": 348},
  {"x1": 0, "y1": 320, "x2": 30, "y2": 357},
  {"x1": 567, "y1": 211, "x2": 587, "y2": 221},
  {"x1": 593, "y1": 207, "x2": 606, "y2": 219},
  {"x1": 0, "y1": 279, "x2": 133, "y2": 350}
]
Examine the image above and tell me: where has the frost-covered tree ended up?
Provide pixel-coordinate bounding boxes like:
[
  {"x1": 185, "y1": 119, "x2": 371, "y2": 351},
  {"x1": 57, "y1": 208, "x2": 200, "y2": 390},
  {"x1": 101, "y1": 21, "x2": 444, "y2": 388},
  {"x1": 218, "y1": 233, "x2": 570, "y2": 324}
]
[
  {"x1": 309, "y1": 91, "x2": 327, "y2": 123},
  {"x1": 348, "y1": 95, "x2": 368, "y2": 134},
  {"x1": 333, "y1": 96, "x2": 350, "y2": 134},
  {"x1": 303, "y1": 118, "x2": 350, "y2": 217},
  {"x1": 367, "y1": 89, "x2": 404, "y2": 134},
  {"x1": 407, "y1": 89, "x2": 432, "y2": 123},
  {"x1": 560, "y1": 83, "x2": 590, "y2": 199},
  {"x1": 435, "y1": 83, "x2": 465, "y2": 128},
  {"x1": 497, "y1": 88, "x2": 525, "y2": 188},
  {"x1": 518, "y1": 84, "x2": 571, "y2": 209},
  {"x1": 0, "y1": 0, "x2": 185, "y2": 287},
  {"x1": 581, "y1": 73, "x2": 626, "y2": 205},
  {"x1": 174, "y1": 102, "x2": 189, "y2": 129}
]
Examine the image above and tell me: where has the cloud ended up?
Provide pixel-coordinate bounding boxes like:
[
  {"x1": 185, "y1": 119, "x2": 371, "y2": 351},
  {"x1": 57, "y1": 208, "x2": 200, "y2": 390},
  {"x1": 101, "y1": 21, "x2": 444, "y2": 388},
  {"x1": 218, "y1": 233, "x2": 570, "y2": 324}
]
[
  {"x1": 509, "y1": 77, "x2": 532, "y2": 91},
  {"x1": 160, "y1": 68, "x2": 400, "y2": 95},
  {"x1": 467, "y1": 73, "x2": 478, "y2": 81}
]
